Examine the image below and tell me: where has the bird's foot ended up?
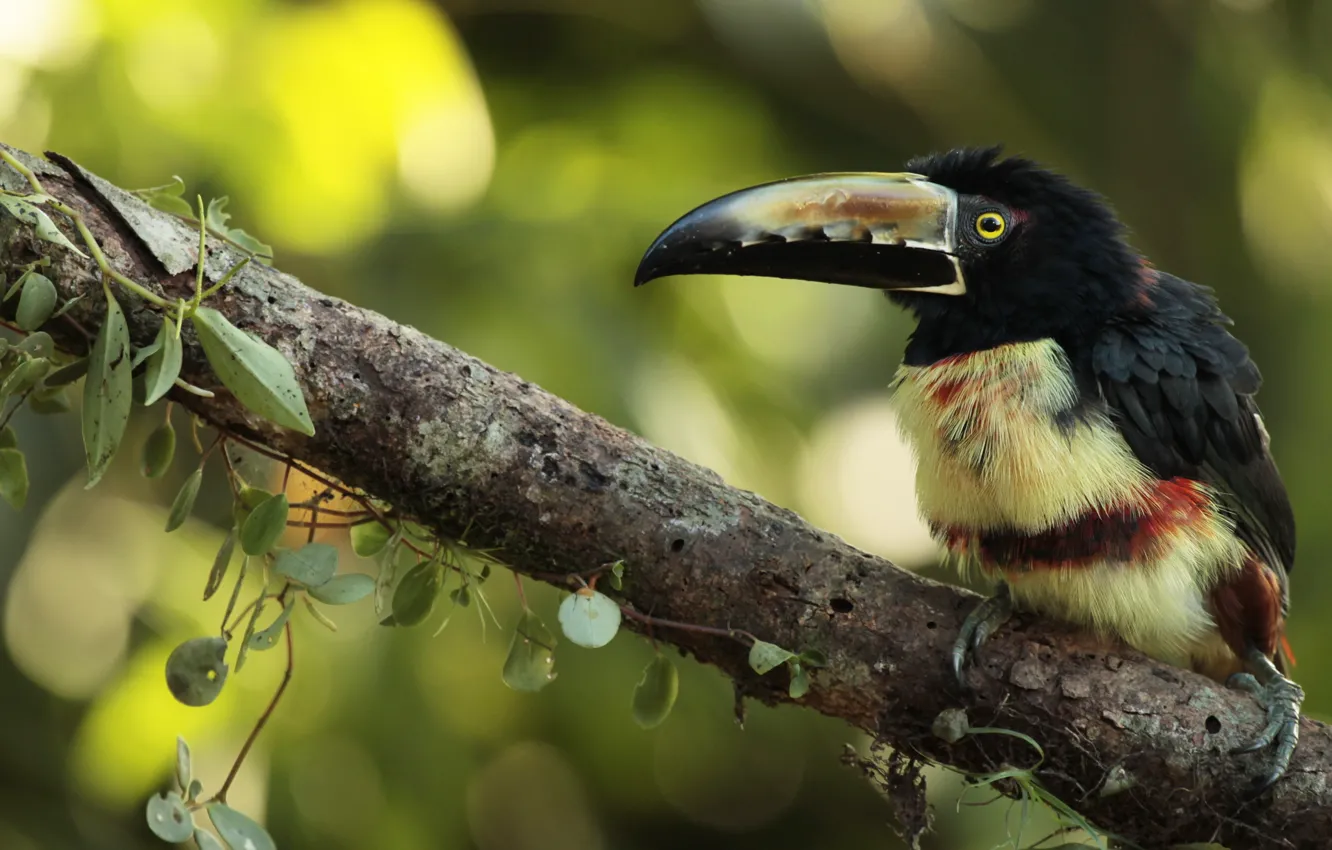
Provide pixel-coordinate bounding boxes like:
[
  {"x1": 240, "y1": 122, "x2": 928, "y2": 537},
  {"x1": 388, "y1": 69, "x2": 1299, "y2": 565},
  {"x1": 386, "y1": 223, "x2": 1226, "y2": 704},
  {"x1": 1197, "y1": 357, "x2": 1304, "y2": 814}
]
[
  {"x1": 951, "y1": 582, "x2": 1013, "y2": 686},
  {"x1": 1227, "y1": 649, "x2": 1303, "y2": 791}
]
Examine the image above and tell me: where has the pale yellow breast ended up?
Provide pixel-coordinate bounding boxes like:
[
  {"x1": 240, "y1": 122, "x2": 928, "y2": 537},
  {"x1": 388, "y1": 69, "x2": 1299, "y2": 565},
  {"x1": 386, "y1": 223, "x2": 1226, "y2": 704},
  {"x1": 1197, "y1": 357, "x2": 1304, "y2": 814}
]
[
  {"x1": 891, "y1": 339, "x2": 1151, "y2": 533},
  {"x1": 891, "y1": 339, "x2": 1246, "y2": 669}
]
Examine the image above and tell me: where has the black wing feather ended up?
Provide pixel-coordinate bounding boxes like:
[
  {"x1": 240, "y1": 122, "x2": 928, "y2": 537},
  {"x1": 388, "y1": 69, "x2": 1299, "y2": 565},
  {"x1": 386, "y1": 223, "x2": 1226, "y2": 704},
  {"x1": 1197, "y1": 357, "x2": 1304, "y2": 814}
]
[{"x1": 1089, "y1": 274, "x2": 1295, "y2": 601}]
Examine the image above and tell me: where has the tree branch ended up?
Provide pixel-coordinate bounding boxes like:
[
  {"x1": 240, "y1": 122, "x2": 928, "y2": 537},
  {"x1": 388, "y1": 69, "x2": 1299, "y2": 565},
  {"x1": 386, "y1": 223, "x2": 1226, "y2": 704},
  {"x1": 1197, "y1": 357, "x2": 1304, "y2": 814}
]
[{"x1": 0, "y1": 143, "x2": 1326, "y2": 850}]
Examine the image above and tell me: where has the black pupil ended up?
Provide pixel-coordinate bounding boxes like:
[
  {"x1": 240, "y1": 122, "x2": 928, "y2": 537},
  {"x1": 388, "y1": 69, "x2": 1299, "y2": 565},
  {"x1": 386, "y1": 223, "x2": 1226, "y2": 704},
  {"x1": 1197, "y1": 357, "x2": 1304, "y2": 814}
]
[{"x1": 980, "y1": 214, "x2": 1001, "y2": 234}]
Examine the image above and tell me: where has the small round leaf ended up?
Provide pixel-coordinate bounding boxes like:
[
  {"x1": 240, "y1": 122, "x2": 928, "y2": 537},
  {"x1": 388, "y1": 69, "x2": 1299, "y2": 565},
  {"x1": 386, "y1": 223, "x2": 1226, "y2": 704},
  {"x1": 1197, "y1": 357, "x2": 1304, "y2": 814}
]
[
  {"x1": 307, "y1": 572, "x2": 375, "y2": 605},
  {"x1": 164, "y1": 635, "x2": 228, "y2": 707},
  {"x1": 502, "y1": 610, "x2": 557, "y2": 692},
  {"x1": 207, "y1": 803, "x2": 276, "y2": 850},
  {"x1": 15, "y1": 330, "x2": 51, "y2": 357},
  {"x1": 0, "y1": 425, "x2": 16, "y2": 449},
  {"x1": 350, "y1": 520, "x2": 391, "y2": 557},
  {"x1": 232, "y1": 485, "x2": 271, "y2": 529},
  {"x1": 632, "y1": 654, "x2": 679, "y2": 729},
  {"x1": 239, "y1": 493, "x2": 288, "y2": 555},
  {"x1": 145, "y1": 791, "x2": 194, "y2": 842},
  {"x1": 389, "y1": 561, "x2": 444, "y2": 627},
  {"x1": 15, "y1": 272, "x2": 56, "y2": 331},
  {"x1": 557, "y1": 589, "x2": 622, "y2": 649},
  {"x1": 141, "y1": 422, "x2": 176, "y2": 479},
  {"x1": 272, "y1": 542, "x2": 338, "y2": 587},
  {"x1": 748, "y1": 640, "x2": 796, "y2": 675},
  {"x1": 165, "y1": 468, "x2": 203, "y2": 532}
]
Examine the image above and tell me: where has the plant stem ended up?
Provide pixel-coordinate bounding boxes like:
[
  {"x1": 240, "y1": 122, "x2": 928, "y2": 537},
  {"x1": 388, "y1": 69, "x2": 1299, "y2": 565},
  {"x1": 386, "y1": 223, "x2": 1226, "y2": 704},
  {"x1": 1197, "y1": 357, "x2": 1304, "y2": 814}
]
[
  {"x1": 0, "y1": 148, "x2": 172, "y2": 309},
  {"x1": 214, "y1": 618, "x2": 294, "y2": 804}
]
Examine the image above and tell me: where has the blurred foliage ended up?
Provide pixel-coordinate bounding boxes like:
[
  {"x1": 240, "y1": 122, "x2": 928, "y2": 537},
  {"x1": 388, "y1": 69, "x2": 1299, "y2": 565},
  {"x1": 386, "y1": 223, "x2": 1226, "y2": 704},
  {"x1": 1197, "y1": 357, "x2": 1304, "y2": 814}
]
[{"x1": 2, "y1": 0, "x2": 1332, "y2": 848}]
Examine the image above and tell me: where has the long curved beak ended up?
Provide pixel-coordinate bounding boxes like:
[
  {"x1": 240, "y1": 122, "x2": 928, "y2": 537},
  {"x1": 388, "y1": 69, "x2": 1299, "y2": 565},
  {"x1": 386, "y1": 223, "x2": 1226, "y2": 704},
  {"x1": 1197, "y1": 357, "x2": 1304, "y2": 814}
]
[{"x1": 634, "y1": 174, "x2": 965, "y2": 295}]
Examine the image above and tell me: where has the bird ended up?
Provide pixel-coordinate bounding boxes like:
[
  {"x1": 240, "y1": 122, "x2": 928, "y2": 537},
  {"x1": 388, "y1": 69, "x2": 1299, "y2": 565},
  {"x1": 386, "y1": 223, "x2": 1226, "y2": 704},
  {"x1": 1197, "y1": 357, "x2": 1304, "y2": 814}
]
[{"x1": 633, "y1": 146, "x2": 1301, "y2": 789}]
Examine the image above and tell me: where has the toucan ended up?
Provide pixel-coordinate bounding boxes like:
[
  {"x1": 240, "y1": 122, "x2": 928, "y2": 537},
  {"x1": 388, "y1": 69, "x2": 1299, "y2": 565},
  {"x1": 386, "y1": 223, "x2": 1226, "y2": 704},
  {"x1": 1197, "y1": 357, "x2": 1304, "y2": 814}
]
[{"x1": 634, "y1": 147, "x2": 1301, "y2": 789}]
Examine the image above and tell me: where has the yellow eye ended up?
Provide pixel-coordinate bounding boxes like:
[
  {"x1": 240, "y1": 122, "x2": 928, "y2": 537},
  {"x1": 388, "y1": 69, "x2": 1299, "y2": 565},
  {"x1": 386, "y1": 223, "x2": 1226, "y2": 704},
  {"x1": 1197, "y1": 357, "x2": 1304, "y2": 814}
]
[{"x1": 975, "y1": 211, "x2": 1006, "y2": 240}]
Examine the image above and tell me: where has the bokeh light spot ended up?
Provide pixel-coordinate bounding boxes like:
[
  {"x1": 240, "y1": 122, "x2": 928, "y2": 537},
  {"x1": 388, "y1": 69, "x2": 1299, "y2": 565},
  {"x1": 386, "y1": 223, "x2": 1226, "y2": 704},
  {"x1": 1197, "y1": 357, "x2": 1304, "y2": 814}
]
[{"x1": 797, "y1": 397, "x2": 940, "y2": 567}]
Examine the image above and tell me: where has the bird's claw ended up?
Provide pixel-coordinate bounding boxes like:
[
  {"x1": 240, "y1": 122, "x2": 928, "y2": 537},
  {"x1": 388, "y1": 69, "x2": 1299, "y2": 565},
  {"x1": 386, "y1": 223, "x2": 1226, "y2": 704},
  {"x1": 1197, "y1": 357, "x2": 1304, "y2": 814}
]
[
  {"x1": 951, "y1": 583, "x2": 1013, "y2": 686},
  {"x1": 1227, "y1": 654, "x2": 1303, "y2": 791}
]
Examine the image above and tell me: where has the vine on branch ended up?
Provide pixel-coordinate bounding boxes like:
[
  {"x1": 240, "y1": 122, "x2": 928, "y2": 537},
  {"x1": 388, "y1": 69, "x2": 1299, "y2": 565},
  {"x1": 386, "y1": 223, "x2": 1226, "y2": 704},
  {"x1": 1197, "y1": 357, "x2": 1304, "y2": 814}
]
[{"x1": 0, "y1": 152, "x2": 835, "y2": 850}]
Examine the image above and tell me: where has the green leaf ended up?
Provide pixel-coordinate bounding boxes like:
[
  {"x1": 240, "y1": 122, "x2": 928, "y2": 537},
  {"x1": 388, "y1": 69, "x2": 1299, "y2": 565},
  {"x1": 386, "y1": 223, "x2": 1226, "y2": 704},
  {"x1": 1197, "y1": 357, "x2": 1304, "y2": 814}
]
[
  {"x1": 798, "y1": 648, "x2": 828, "y2": 668},
  {"x1": 164, "y1": 635, "x2": 228, "y2": 707},
  {"x1": 272, "y1": 542, "x2": 337, "y2": 587},
  {"x1": 175, "y1": 736, "x2": 192, "y2": 792},
  {"x1": 388, "y1": 560, "x2": 443, "y2": 627},
  {"x1": 0, "y1": 448, "x2": 28, "y2": 510},
  {"x1": 16, "y1": 331, "x2": 51, "y2": 358},
  {"x1": 44, "y1": 355, "x2": 89, "y2": 386},
  {"x1": 207, "y1": 803, "x2": 276, "y2": 850},
  {"x1": 143, "y1": 321, "x2": 183, "y2": 406},
  {"x1": 608, "y1": 559, "x2": 625, "y2": 591},
  {"x1": 190, "y1": 307, "x2": 312, "y2": 435},
  {"x1": 0, "y1": 356, "x2": 49, "y2": 397},
  {"x1": 557, "y1": 589, "x2": 622, "y2": 649},
  {"x1": 205, "y1": 196, "x2": 274, "y2": 263},
  {"x1": 307, "y1": 572, "x2": 375, "y2": 605},
  {"x1": 165, "y1": 468, "x2": 203, "y2": 532},
  {"x1": 193, "y1": 827, "x2": 226, "y2": 850},
  {"x1": 748, "y1": 640, "x2": 796, "y2": 675},
  {"x1": 238, "y1": 492, "x2": 288, "y2": 555},
  {"x1": 502, "y1": 609, "x2": 557, "y2": 692},
  {"x1": 141, "y1": 422, "x2": 176, "y2": 479},
  {"x1": 133, "y1": 176, "x2": 194, "y2": 217},
  {"x1": 247, "y1": 596, "x2": 295, "y2": 651},
  {"x1": 15, "y1": 272, "x2": 55, "y2": 331},
  {"x1": 50, "y1": 293, "x2": 83, "y2": 320},
  {"x1": 130, "y1": 332, "x2": 162, "y2": 369},
  {"x1": 145, "y1": 791, "x2": 194, "y2": 842},
  {"x1": 204, "y1": 528, "x2": 237, "y2": 601},
  {"x1": 187, "y1": 779, "x2": 203, "y2": 803},
  {"x1": 632, "y1": 654, "x2": 679, "y2": 729},
  {"x1": 787, "y1": 662, "x2": 810, "y2": 699},
  {"x1": 0, "y1": 425, "x2": 15, "y2": 448},
  {"x1": 82, "y1": 289, "x2": 133, "y2": 488},
  {"x1": 231, "y1": 484, "x2": 270, "y2": 530},
  {"x1": 350, "y1": 520, "x2": 392, "y2": 557},
  {"x1": 0, "y1": 195, "x2": 87, "y2": 257}
]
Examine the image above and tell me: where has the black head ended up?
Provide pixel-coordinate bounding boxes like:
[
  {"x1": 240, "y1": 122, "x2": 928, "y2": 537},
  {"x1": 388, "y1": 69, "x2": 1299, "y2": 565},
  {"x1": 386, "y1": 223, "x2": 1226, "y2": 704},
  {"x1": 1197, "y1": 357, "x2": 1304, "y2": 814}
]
[
  {"x1": 894, "y1": 147, "x2": 1139, "y2": 362},
  {"x1": 634, "y1": 146, "x2": 1143, "y2": 365}
]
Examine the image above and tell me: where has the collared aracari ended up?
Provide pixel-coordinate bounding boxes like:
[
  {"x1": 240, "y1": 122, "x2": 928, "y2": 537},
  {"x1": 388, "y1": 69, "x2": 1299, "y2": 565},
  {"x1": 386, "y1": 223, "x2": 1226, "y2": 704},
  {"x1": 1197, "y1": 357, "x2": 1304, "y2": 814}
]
[{"x1": 634, "y1": 147, "x2": 1302, "y2": 788}]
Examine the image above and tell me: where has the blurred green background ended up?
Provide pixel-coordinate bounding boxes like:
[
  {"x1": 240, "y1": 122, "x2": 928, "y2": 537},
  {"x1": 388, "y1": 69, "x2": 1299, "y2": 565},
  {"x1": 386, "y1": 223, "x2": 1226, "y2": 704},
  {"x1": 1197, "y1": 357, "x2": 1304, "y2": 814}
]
[{"x1": 2, "y1": 0, "x2": 1330, "y2": 847}]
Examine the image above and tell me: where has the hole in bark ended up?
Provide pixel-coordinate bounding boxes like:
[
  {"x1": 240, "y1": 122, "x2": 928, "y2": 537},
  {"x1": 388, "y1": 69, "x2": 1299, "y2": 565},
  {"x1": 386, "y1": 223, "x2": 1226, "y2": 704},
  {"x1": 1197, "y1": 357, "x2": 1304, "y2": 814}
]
[
  {"x1": 267, "y1": 295, "x2": 277, "y2": 304},
  {"x1": 830, "y1": 597, "x2": 854, "y2": 614},
  {"x1": 925, "y1": 621, "x2": 937, "y2": 630},
  {"x1": 1205, "y1": 715, "x2": 1221, "y2": 734},
  {"x1": 670, "y1": 538, "x2": 685, "y2": 553}
]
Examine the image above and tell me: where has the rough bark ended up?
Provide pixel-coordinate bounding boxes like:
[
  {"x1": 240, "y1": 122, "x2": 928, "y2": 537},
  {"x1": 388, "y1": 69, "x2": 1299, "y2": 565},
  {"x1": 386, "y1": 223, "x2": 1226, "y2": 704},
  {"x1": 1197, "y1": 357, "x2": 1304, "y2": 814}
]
[{"x1": 0, "y1": 143, "x2": 1327, "y2": 850}]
